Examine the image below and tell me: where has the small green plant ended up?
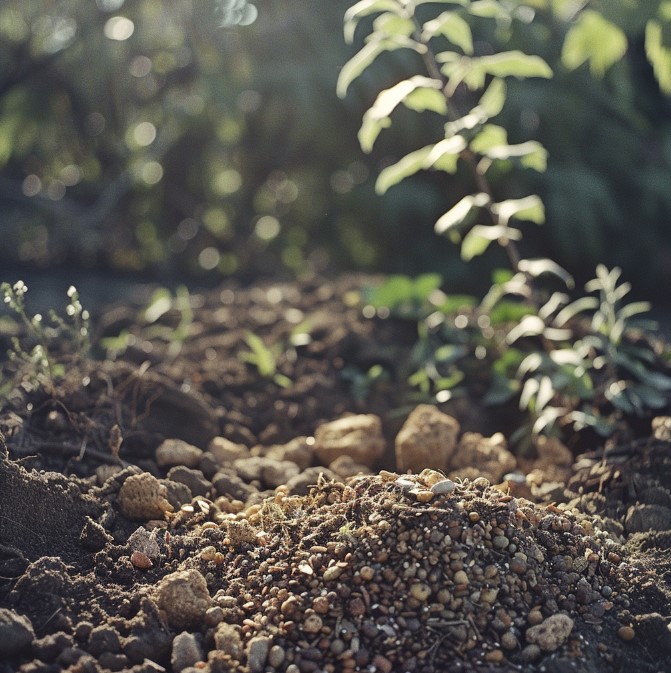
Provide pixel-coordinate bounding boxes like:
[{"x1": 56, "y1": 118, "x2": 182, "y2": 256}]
[
  {"x1": 101, "y1": 285, "x2": 194, "y2": 360},
  {"x1": 239, "y1": 332, "x2": 293, "y2": 388},
  {"x1": 1, "y1": 281, "x2": 90, "y2": 393},
  {"x1": 339, "y1": 0, "x2": 671, "y2": 447}
]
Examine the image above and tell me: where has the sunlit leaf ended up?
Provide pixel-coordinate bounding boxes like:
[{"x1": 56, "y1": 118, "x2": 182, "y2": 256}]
[
  {"x1": 373, "y1": 12, "x2": 416, "y2": 38},
  {"x1": 479, "y1": 77, "x2": 507, "y2": 117},
  {"x1": 506, "y1": 315, "x2": 546, "y2": 344},
  {"x1": 343, "y1": 0, "x2": 403, "y2": 43},
  {"x1": 536, "y1": 375, "x2": 555, "y2": 410},
  {"x1": 532, "y1": 406, "x2": 565, "y2": 435},
  {"x1": 435, "y1": 192, "x2": 489, "y2": 235},
  {"x1": 404, "y1": 86, "x2": 448, "y2": 114},
  {"x1": 645, "y1": 18, "x2": 671, "y2": 94},
  {"x1": 460, "y1": 51, "x2": 552, "y2": 90},
  {"x1": 467, "y1": 0, "x2": 511, "y2": 19},
  {"x1": 376, "y1": 134, "x2": 466, "y2": 194},
  {"x1": 519, "y1": 376, "x2": 539, "y2": 409},
  {"x1": 445, "y1": 108, "x2": 489, "y2": 137},
  {"x1": 617, "y1": 300, "x2": 651, "y2": 321},
  {"x1": 470, "y1": 124, "x2": 508, "y2": 153},
  {"x1": 484, "y1": 140, "x2": 548, "y2": 171},
  {"x1": 422, "y1": 11, "x2": 473, "y2": 54},
  {"x1": 143, "y1": 288, "x2": 172, "y2": 323},
  {"x1": 561, "y1": 10, "x2": 628, "y2": 77},
  {"x1": 460, "y1": 224, "x2": 522, "y2": 261},
  {"x1": 518, "y1": 258, "x2": 574, "y2": 288},
  {"x1": 337, "y1": 37, "x2": 424, "y2": 97},
  {"x1": 492, "y1": 195, "x2": 545, "y2": 226},
  {"x1": 554, "y1": 296, "x2": 598, "y2": 326},
  {"x1": 426, "y1": 135, "x2": 467, "y2": 169},
  {"x1": 359, "y1": 76, "x2": 444, "y2": 152},
  {"x1": 375, "y1": 145, "x2": 433, "y2": 194}
]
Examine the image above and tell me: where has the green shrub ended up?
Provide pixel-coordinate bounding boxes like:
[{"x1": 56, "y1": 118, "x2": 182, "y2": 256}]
[{"x1": 340, "y1": 0, "x2": 671, "y2": 447}]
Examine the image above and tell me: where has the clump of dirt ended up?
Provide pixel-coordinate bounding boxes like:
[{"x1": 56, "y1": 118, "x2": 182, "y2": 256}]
[{"x1": 0, "y1": 275, "x2": 670, "y2": 673}]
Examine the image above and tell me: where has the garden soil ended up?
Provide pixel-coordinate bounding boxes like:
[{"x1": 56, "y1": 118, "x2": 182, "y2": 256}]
[{"x1": 1, "y1": 275, "x2": 670, "y2": 673}]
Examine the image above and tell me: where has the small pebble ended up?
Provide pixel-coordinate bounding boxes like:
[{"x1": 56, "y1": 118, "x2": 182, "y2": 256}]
[
  {"x1": 268, "y1": 644, "x2": 286, "y2": 668},
  {"x1": 323, "y1": 566, "x2": 343, "y2": 581},
  {"x1": 415, "y1": 490, "x2": 434, "y2": 503},
  {"x1": 302, "y1": 614, "x2": 323, "y2": 634},
  {"x1": 371, "y1": 654, "x2": 393, "y2": 673},
  {"x1": 430, "y1": 478, "x2": 456, "y2": 495},
  {"x1": 617, "y1": 625, "x2": 635, "y2": 641},
  {"x1": 359, "y1": 566, "x2": 375, "y2": 581},
  {"x1": 484, "y1": 649, "x2": 504, "y2": 663},
  {"x1": 453, "y1": 570, "x2": 469, "y2": 586},
  {"x1": 130, "y1": 551, "x2": 152, "y2": 569},
  {"x1": 409, "y1": 583, "x2": 431, "y2": 602}
]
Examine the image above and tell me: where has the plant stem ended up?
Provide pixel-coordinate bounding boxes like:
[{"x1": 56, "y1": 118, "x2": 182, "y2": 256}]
[{"x1": 411, "y1": 15, "x2": 539, "y2": 306}]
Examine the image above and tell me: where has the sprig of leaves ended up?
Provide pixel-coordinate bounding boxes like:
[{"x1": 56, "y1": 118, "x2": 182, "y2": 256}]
[{"x1": 1, "y1": 281, "x2": 90, "y2": 393}]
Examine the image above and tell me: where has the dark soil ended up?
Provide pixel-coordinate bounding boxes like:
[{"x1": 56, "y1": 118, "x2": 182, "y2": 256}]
[{"x1": 1, "y1": 274, "x2": 670, "y2": 673}]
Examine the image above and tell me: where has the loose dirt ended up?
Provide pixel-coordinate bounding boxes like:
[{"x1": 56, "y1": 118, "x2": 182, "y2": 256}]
[{"x1": 1, "y1": 275, "x2": 670, "y2": 673}]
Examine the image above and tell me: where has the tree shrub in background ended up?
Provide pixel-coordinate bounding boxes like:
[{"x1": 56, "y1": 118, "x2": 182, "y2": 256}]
[
  {"x1": 0, "y1": 0, "x2": 670, "y2": 302},
  {"x1": 339, "y1": 0, "x2": 671, "y2": 450}
]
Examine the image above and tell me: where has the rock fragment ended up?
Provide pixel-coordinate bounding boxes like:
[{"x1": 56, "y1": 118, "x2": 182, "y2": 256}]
[
  {"x1": 156, "y1": 569, "x2": 211, "y2": 630},
  {"x1": 247, "y1": 635, "x2": 272, "y2": 673},
  {"x1": 171, "y1": 631, "x2": 204, "y2": 672},
  {"x1": 448, "y1": 432, "x2": 516, "y2": 483},
  {"x1": 156, "y1": 438, "x2": 203, "y2": 468},
  {"x1": 395, "y1": 404, "x2": 460, "y2": 472},
  {"x1": 118, "y1": 472, "x2": 173, "y2": 520},
  {"x1": 265, "y1": 436, "x2": 313, "y2": 470},
  {"x1": 525, "y1": 613, "x2": 574, "y2": 652},
  {"x1": 312, "y1": 414, "x2": 385, "y2": 467},
  {"x1": 167, "y1": 465, "x2": 212, "y2": 497},
  {"x1": 208, "y1": 436, "x2": 250, "y2": 464}
]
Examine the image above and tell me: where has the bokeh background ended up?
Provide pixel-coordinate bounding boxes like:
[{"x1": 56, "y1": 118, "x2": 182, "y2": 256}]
[{"x1": 1, "y1": 0, "x2": 670, "y2": 309}]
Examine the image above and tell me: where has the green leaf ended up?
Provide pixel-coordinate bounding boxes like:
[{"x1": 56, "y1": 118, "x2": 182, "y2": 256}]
[
  {"x1": 645, "y1": 19, "x2": 671, "y2": 95},
  {"x1": 479, "y1": 51, "x2": 553, "y2": 79},
  {"x1": 460, "y1": 224, "x2": 522, "y2": 261},
  {"x1": 463, "y1": 51, "x2": 552, "y2": 89},
  {"x1": 422, "y1": 11, "x2": 473, "y2": 54},
  {"x1": 484, "y1": 140, "x2": 548, "y2": 170},
  {"x1": 445, "y1": 108, "x2": 489, "y2": 137},
  {"x1": 492, "y1": 195, "x2": 545, "y2": 226},
  {"x1": 375, "y1": 144, "x2": 430, "y2": 194},
  {"x1": 241, "y1": 332, "x2": 277, "y2": 378},
  {"x1": 561, "y1": 10, "x2": 628, "y2": 77},
  {"x1": 375, "y1": 135, "x2": 467, "y2": 194},
  {"x1": 413, "y1": 272, "x2": 443, "y2": 299},
  {"x1": 337, "y1": 37, "x2": 423, "y2": 98},
  {"x1": 368, "y1": 275, "x2": 416, "y2": 307},
  {"x1": 143, "y1": 288, "x2": 173, "y2": 323},
  {"x1": 435, "y1": 192, "x2": 490, "y2": 235},
  {"x1": 426, "y1": 135, "x2": 467, "y2": 169},
  {"x1": 467, "y1": 0, "x2": 510, "y2": 19},
  {"x1": 344, "y1": 0, "x2": 403, "y2": 43},
  {"x1": 404, "y1": 86, "x2": 448, "y2": 114},
  {"x1": 470, "y1": 124, "x2": 508, "y2": 153},
  {"x1": 373, "y1": 12, "x2": 416, "y2": 38},
  {"x1": 359, "y1": 76, "x2": 444, "y2": 152},
  {"x1": 479, "y1": 77, "x2": 507, "y2": 117}
]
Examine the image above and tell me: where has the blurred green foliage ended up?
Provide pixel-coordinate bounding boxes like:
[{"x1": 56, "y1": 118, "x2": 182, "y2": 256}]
[{"x1": 1, "y1": 0, "x2": 670, "y2": 301}]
